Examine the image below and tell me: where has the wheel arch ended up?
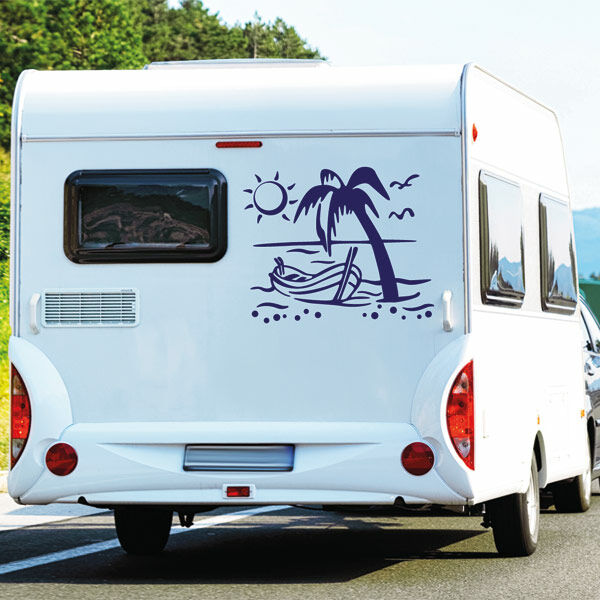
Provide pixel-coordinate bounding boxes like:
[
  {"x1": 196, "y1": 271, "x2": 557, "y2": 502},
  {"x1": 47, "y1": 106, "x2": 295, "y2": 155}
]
[
  {"x1": 586, "y1": 418, "x2": 595, "y2": 460},
  {"x1": 534, "y1": 431, "x2": 547, "y2": 488}
]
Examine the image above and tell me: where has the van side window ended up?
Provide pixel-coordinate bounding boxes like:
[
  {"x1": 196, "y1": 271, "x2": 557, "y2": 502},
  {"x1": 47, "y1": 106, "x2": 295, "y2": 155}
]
[
  {"x1": 64, "y1": 170, "x2": 227, "y2": 263},
  {"x1": 539, "y1": 194, "x2": 577, "y2": 313},
  {"x1": 479, "y1": 172, "x2": 525, "y2": 307}
]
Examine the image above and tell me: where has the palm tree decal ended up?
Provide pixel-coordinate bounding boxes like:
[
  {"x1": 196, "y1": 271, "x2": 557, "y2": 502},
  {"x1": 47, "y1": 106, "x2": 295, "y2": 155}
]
[{"x1": 294, "y1": 167, "x2": 400, "y2": 302}]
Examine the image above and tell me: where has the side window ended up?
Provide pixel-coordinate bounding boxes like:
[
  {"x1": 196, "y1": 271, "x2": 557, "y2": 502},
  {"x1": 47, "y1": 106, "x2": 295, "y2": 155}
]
[
  {"x1": 539, "y1": 194, "x2": 577, "y2": 313},
  {"x1": 64, "y1": 169, "x2": 227, "y2": 263},
  {"x1": 479, "y1": 172, "x2": 525, "y2": 307}
]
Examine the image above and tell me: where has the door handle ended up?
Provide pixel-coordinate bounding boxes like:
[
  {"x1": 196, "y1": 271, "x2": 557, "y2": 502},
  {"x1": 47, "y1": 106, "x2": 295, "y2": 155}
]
[
  {"x1": 29, "y1": 293, "x2": 41, "y2": 335},
  {"x1": 442, "y1": 290, "x2": 453, "y2": 332}
]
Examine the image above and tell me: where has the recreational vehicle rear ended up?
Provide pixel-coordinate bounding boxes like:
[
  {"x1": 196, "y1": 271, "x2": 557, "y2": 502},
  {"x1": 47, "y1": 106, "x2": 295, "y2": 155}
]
[{"x1": 8, "y1": 61, "x2": 589, "y2": 556}]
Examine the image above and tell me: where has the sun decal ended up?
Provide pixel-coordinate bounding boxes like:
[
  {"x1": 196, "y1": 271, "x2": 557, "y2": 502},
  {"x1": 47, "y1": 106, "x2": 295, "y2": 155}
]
[{"x1": 244, "y1": 172, "x2": 298, "y2": 223}]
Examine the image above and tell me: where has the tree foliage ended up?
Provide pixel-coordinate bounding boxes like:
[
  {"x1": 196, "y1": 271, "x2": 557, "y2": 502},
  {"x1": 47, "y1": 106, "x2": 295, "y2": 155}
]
[{"x1": 0, "y1": 0, "x2": 323, "y2": 148}]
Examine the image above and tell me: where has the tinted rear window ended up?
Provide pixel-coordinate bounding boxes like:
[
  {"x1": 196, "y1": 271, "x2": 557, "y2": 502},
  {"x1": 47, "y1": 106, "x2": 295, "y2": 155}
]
[{"x1": 64, "y1": 170, "x2": 227, "y2": 263}]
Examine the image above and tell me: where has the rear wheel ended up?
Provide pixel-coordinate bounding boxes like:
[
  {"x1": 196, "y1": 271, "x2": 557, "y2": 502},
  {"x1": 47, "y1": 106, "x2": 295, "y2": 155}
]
[
  {"x1": 553, "y1": 438, "x2": 592, "y2": 513},
  {"x1": 487, "y1": 454, "x2": 539, "y2": 556},
  {"x1": 114, "y1": 508, "x2": 173, "y2": 555}
]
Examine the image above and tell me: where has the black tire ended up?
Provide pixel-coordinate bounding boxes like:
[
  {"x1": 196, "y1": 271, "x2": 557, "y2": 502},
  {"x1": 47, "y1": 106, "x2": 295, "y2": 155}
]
[
  {"x1": 487, "y1": 454, "x2": 539, "y2": 557},
  {"x1": 114, "y1": 508, "x2": 173, "y2": 555},
  {"x1": 553, "y1": 439, "x2": 592, "y2": 513}
]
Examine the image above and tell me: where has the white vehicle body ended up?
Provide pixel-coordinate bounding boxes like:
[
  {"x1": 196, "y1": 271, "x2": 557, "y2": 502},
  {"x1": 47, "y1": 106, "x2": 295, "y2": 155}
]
[{"x1": 8, "y1": 62, "x2": 587, "y2": 511}]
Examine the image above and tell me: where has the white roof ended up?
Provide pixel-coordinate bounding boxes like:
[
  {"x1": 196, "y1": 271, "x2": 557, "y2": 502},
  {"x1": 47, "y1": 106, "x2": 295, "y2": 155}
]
[{"x1": 16, "y1": 63, "x2": 465, "y2": 140}]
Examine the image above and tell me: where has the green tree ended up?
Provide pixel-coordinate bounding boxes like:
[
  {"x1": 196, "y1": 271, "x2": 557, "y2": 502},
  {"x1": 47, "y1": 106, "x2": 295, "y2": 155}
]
[
  {"x1": 166, "y1": 0, "x2": 246, "y2": 61},
  {"x1": 131, "y1": 0, "x2": 172, "y2": 64},
  {"x1": 242, "y1": 14, "x2": 321, "y2": 59},
  {"x1": 0, "y1": 0, "x2": 146, "y2": 148},
  {"x1": 0, "y1": 0, "x2": 324, "y2": 149}
]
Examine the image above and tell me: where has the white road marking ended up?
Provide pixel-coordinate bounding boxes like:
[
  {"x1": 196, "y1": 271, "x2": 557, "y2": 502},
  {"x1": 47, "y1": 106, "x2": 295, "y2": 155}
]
[
  {"x1": 0, "y1": 494, "x2": 104, "y2": 532},
  {"x1": 0, "y1": 505, "x2": 291, "y2": 576}
]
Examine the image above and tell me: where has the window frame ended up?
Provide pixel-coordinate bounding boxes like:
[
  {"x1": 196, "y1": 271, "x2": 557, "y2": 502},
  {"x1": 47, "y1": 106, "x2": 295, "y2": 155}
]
[
  {"x1": 64, "y1": 169, "x2": 227, "y2": 264},
  {"x1": 538, "y1": 193, "x2": 577, "y2": 314},
  {"x1": 478, "y1": 170, "x2": 526, "y2": 308}
]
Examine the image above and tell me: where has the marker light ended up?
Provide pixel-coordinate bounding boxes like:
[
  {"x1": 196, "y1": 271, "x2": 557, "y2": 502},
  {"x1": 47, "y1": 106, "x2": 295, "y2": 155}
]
[
  {"x1": 472, "y1": 124, "x2": 478, "y2": 142},
  {"x1": 446, "y1": 361, "x2": 475, "y2": 470},
  {"x1": 226, "y1": 486, "x2": 251, "y2": 498},
  {"x1": 401, "y1": 442, "x2": 435, "y2": 476},
  {"x1": 46, "y1": 443, "x2": 78, "y2": 476},
  {"x1": 10, "y1": 365, "x2": 31, "y2": 469},
  {"x1": 216, "y1": 141, "x2": 263, "y2": 149}
]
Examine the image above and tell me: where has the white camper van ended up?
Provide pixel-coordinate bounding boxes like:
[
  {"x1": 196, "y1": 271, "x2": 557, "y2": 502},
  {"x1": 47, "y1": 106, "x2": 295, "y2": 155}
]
[{"x1": 8, "y1": 61, "x2": 589, "y2": 557}]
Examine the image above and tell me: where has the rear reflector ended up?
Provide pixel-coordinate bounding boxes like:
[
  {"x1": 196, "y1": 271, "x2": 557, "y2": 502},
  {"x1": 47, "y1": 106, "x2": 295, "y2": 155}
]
[
  {"x1": 216, "y1": 141, "x2": 262, "y2": 149},
  {"x1": 10, "y1": 365, "x2": 31, "y2": 469},
  {"x1": 401, "y1": 442, "x2": 435, "y2": 476},
  {"x1": 226, "y1": 486, "x2": 251, "y2": 498},
  {"x1": 446, "y1": 361, "x2": 475, "y2": 470},
  {"x1": 46, "y1": 443, "x2": 78, "y2": 476}
]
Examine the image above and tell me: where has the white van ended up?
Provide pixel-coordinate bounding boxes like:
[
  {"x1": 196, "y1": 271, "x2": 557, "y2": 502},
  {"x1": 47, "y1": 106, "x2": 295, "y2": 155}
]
[{"x1": 8, "y1": 61, "x2": 589, "y2": 556}]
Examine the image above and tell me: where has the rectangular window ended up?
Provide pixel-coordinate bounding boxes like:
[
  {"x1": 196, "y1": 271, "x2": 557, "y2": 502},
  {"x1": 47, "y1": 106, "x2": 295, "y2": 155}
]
[
  {"x1": 479, "y1": 172, "x2": 525, "y2": 307},
  {"x1": 64, "y1": 170, "x2": 227, "y2": 263},
  {"x1": 539, "y1": 194, "x2": 577, "y2": 313}
]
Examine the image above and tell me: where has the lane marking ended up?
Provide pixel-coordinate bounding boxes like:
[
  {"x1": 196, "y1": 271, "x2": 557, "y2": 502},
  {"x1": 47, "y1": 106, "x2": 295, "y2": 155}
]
[
  {"x1": 0, "y1": 494, "x2": 105, "y2": 533},
  {"x1": 0, "y1": 505, "x2": 290, "y2": 576}
]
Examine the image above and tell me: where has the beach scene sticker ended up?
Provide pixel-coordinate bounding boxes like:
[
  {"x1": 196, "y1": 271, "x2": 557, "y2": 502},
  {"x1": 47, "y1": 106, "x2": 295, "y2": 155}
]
[{"x1": 246, "y1": 167, "x2": 433, "y2": 324}]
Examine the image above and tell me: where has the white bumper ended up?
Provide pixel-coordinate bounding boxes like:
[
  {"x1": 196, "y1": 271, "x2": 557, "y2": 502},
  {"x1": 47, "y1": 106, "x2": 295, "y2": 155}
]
[{"x1": 11, "y1": 421, "x2": 467, "y2": 506}]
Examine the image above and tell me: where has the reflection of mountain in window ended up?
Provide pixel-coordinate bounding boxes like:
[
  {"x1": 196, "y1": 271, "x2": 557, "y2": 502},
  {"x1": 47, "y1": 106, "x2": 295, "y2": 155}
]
[
  {"x1": 540, "y1": 195, "x2": 577, "y2": 311},
  {"x1": 64, "y1": 169, "x2": 227, "y2": 264},
  {"x1": 479, "y1": 172, "x2": 525, "y2": 306},
  {"x1": 81, "y1": 186, "x2": 211, "y2": 247}
]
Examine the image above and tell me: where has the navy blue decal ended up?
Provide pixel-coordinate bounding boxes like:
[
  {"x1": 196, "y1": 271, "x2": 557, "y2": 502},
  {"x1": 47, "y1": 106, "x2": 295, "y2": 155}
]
[
  {"x1": 245, "y1": 168, "x2": 434, "y2": 323},
  {"x1": 390, "y1": 174, "x2": 419, "y2": 189},
  {"x1": 389, "y1": 208, "x2": 415, "y2": 220}
]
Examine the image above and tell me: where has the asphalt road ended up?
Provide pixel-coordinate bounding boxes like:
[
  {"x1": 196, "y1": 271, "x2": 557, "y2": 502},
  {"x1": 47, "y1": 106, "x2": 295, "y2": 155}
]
[{"x1": 1, "y1": 492, "x2": 599, "y2": 600}]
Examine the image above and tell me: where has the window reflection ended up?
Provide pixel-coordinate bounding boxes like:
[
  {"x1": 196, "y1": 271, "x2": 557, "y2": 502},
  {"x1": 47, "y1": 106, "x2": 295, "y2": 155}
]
[
  {"x1": 479, "y1": 172, "x2": 525, "y2": 307},
  {"x1": 539, "y1": 195, "x2": 577, "y2": 313},
  {"x1": 81, "y1": 184, "x2": 212, "y2": 247},
  {"x1": 64, "y1": 170, "x2": 227, "y2": 263}
]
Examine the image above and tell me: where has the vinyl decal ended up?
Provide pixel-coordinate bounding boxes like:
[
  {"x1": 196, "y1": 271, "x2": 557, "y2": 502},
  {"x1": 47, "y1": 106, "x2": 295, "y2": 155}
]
[{"x1": 247, "y1": 167, "x2": 432, "y2": 323}]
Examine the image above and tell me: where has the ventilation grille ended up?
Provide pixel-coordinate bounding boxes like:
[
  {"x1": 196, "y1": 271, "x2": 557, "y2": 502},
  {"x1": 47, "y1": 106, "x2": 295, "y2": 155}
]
[{"x1": 42, "y1": 289, "x2": 139, "y2": 328}]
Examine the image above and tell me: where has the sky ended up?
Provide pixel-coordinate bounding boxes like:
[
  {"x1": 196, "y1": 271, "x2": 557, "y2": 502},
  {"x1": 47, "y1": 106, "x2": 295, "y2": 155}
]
[{"x1": 175, "y1": 0, "x2": 600, "y2": 209}]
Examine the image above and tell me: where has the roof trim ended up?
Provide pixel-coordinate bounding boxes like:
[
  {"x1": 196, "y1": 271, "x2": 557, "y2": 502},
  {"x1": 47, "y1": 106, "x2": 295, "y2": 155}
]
[{"x1": 22, "y1": 129, "x2": 461, "y2": 144}]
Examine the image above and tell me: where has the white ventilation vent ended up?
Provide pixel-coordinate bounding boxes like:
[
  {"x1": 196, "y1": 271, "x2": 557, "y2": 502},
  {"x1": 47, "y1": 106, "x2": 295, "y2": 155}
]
[{"x1": 42, "y1": 289, "x2": 139, "y2": 328}]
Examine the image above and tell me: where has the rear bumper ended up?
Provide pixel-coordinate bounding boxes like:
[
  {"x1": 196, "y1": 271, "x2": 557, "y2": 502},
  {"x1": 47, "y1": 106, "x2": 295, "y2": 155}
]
[{"x1": 10, "y1": 422, "x2": 467, "y2": 506}]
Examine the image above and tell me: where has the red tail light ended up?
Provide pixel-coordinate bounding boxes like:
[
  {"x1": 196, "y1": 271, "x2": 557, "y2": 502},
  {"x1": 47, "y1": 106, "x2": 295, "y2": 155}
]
[
  {"x1": 10, "y1": 365, "x2": 31, "y2": 469},
  {"x1": 446, "y1": 361, "x2": 474, "y2": 470}
]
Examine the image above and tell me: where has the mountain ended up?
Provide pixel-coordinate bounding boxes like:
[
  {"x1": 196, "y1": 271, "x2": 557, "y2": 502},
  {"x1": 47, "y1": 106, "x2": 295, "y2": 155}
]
[
  {"x1": 573, "y1": 208, "x2": 600, "y2": 278},
  {"x1": 495, "y1": 257, "x2": 525, "y2": 293},
  {"x1": 551, "y1": 263, "x2": 577, "y2": 300}
]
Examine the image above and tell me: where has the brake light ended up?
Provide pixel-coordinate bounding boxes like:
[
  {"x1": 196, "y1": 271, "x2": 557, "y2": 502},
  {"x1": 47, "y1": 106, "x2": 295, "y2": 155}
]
[
  {"x1": 10, "y1": 365, "x2": 31, "y2": 469},
  {"x1": 216, "y1": 141, "x2": 262, "y2": 149},
  {"x1": 446, "y1": 361, "x2": 474, "y2": 470}
]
